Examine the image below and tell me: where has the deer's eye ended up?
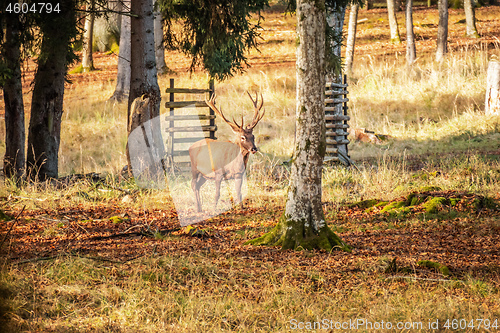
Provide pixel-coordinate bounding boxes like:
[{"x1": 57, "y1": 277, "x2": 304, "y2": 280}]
[{"x1": 241, "y1": 136, "x2": 246, "y2": 141}]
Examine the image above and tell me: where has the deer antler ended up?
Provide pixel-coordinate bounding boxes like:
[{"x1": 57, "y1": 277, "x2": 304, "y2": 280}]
[
  {"x1": 205, "y1": 94, "x2": 242, "y2": 132},
  {"x1": 246, "y1": 91, "x2": 265, "y2": 130}
]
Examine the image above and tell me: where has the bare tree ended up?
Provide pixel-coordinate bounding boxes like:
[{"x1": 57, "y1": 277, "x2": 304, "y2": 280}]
[
  {"x1": 405, "y1": 0, "x2": 416, "y2": 66},
  {"x1": 485, "y1": 61, "x2": 500, "y2": 115},
  {"x1": 82, "y1": 0, "x2": 96, "y2": 72},
  {"x1": 2, "y1": 14, "x2": 25, "y2": 180},
  {"x1": 464, "y1": 0, "x2": 479, "y2": 38},
  {"x1": 247, "y1": 0, "x2": 348, "y2": 251},
  {"x1": 387, "y1": 0, "x2": 401, "y2": 43},
  {"x1": 436, "y1": 0, "x2": 448, "y2": 62},
  {"x1": 110, "y1": 0, "x2": 131, "y2": 102},
  {"x1": 345, "y1": 3, "x2": 360, "y2": 74}
]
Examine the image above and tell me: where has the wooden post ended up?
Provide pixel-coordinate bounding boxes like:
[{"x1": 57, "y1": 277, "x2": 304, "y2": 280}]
[
  {"x1": 169, "y1": 78, "x2": 175, "y2": 156},
  {"x1": 485, "y1": 61, "x2": 500, "y2": 115},
  {"x1": 209, "y1": 80, "x2": 215, "y2": 140}
]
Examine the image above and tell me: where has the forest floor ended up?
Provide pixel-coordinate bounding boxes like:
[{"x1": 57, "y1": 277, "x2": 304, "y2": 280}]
[{"x1": 1, "y1": 4, "x2": 500, "y2": 333}]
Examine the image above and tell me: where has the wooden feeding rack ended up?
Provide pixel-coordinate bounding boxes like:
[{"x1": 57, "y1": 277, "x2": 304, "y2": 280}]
[
  {"x1": 164, "y1": 79, "x2": 216, "y2": 172},
  {"x1": 325, "y1": 75, "x2": 350, "y2": 165}
]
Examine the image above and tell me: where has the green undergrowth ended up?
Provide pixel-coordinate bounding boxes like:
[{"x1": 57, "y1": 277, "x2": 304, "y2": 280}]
[{"x1": 350, "y1": 188, "x2": 498, "y2": 220}]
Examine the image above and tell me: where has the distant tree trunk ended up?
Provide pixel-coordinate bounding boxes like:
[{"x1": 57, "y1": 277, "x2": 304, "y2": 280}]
[
  {"x1": 364, "y1": 0, "x2": 373, "y2": 10},
  {"x1": 436, "y1": 0, "x2": 448, "y2": 62},
  {"x1": 27, "y1": 2, "x2": 76, "y2": 181},
  {"x1": 82, "y1": 0, "x2": 96, "y2": 72},
  {"x1": 387, "y1": 0, "x2": 402, "y2": 43},
  {"x1": 153, "y1": 0, "x2": 168, "y2": 74},
  {"x1": 485, "y1": 61, "x2": 500, "y2": 115},
  {"x1": 2, "y1": 14, "x2": 25, "y2": 180},
  {"x1": 127, "y1": 0, "x2": 164, "y2": 175},
  {"x1": 110, "y1": 0, "x2": 131, "y2": 102},
  {"x1": 247, "y1": 0, "x2": 348, "y2": 252},
  {"x1": 464, "y1": 0, "x2": 479, "y2": 38},
  {"x1": 326, "y1": 3, "x2": 346, "y2": 82},
  {"x1": 345, "y1": 3, "x2": 359, "y2": 75},
  {"x1": 405, "y1": 0, "x2": 416, "y2": 66}
]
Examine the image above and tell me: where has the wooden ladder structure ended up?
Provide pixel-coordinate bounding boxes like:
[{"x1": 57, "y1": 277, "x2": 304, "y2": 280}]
[
  {"x1": 325, "y1": 75, "x2": 350, "y2": 164},
  {"x1": 164, "y1": 79, "x2": 216, "y2": 173}
]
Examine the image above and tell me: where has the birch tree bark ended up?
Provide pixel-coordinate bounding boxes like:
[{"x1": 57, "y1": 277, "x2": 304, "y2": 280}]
[
  {"x1": 2, "y1": 14, "x2": 25, "y2": 180},
  {"x1": 110, "y1": 0, "x2": 131, "y2": 102},
  {"x1": 246, "y1": 0, "x2": 348, "y2": 251},
  {"x1": 485, "y1": 61, "x2": 500, "y2": 115},
  {"x1": 387, "y1": 0, "x2": 401, "y2": 43},
  {"x1": 345, "y1": 3, "x2": 359, "y2": 74},
  {"x1": 436, "y1": 0, "x2": 448, "y2": 62},
  {"x1": 405, "y1": 0, "x2": 416, "y2": 67},
  {"x1": 153, "y1": 0, "x2": 168, "y2": 74},
  {"x1": 464, "y1": 0, "x2": 479, "y2": 38}
]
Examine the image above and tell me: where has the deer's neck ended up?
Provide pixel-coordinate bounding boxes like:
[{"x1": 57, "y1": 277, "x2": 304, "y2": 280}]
[{"x1": 236, "y1": 141, "x2": 251, "y2": 167}]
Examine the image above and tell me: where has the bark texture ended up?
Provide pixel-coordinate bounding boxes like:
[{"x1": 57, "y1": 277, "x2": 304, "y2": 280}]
[
  {"x1": 246, "y1": 0, "x2": 348, "y2": 252},
  {"x1": 387, "y1": 0, "x2": 402, "y2": 43},
  {"x1": 485, "y1": 61, "x2": 500, "y2": 115},
  {"x1": 345, "y1": 3, "x2": 359, "y2": 74},
  {"x1": 82, "y1": 0, "x2": 96, "y2": 72},
  {"x1": 126, "y1": 0, "x2": 164, "y2": 176},
  {"x1": 2, "y1": 14, "x2": 25, "y2": 180},
  {"x1": 405, "y1": 0, "x2": 416, "y2": 66},
  {"x1": 110, "y1": 0, "x2": 131, "y2": 102},
  {"x1": 27, "y1": 3, "x2": 75, "y2": 181},
  {"x1": 436, "y1": 0, "x2": 448, "y2": 62},
  {"x1": 153, "y1": 0, "x2": 168, "y2": 74},
  {"x1": 464, "y1": 0, "x2": 479, "y2": 38}
]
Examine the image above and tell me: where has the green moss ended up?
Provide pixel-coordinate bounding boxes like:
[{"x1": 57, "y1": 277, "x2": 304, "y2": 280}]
[
  {"x1": 380, "y1": 201, "x2": 406, "y2": 213},
  {"x1": 417, "y1": 260, "x2": 450, "y2": 276},
  {"x1": 69, "y1": 64, "x2": 83, "y2": 74},
  {"x1": 422, "y1": 197, "x2": 448, "y2": 214},
  {"x1": 109, "y1": 216, "x2": 123, "y2": 224},
  {"x1": 449, "y1": 198, "x2": 460, "y2": 206},
  {"x1": 348, "y1": 199, "x2": 381, "y2": 209}
]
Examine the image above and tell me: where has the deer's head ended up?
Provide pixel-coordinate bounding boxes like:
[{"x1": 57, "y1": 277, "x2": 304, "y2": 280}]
[{"x1": 206, "y1": 92, "x2": 265, "y2": 154}]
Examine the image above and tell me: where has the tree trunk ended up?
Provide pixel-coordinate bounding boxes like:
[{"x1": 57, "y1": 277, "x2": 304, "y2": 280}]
[
  {"x1": 464, "y1": 0, "x2": 479, "y2": 38},
  {"x1": 110, "y1": 0, "x2": 131, "y2": 102},
  {"x1": 387, "y1": 0, "x2": 402, "y2": 43},
  {"x1": 246, "y1": 0, "x2": 348, "y2": 252},
  {"x1": 27, "y1": 3, "x2": 76, "y2": 181},
  {"x1": 153, "y1": 0, "x2": 168, "y2": 74},
  {"x1": 405, "y1": 0, "x2": 416, "y2": 67},
  {"x1": 436, "y1": 0, "x2": 448, "y2": 62},
  {"x1": 2, "y1": 14, "x2": 25, "y2": 180},
  {"x1": 82, "y1": 0, "x2": 95, "y2": 72},
  {"x1": 485, "y1": 61, "x2": 500, "y2": 115},
  {"x1": 127, "y1": 0, "x2": 164, "y2": 176},
  {"x1": 345, "y1": 3, "x2": 359, "y2": 75}
]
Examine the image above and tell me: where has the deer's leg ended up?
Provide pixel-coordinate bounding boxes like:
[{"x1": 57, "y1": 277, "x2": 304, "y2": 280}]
[
  {"x1": 214, "y1": 174, "x2": 223, "y2": 211},
  {"x1": 235, "y1": 176, "x2": 244, "y2": 208},
  {"x1": 191, "y1": 174, "x2": 205, "y2": 212}
]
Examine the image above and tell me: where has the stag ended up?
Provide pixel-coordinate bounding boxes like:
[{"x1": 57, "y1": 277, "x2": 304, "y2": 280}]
[{"x1": 189, "y1": 92, "x2": 265, "y2": 212}]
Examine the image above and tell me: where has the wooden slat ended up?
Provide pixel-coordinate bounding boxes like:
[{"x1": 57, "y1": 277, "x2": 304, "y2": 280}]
[
  {"x1": 325, "y1": 90, "x2": 349, "y2": 96},
  {"x1": 325, "y1": 114, "x2": 350, "y2": 121},
  {"x1": 171, "y1": 150, "x2": 191, "y2": 157},
  {"x1": 326, "y1": 131, "x2": 349, "y2": 137},
  {"x1": 165, "y1": 101, "x2": 208, "y2": 108},
  {"x1": 326, "y1": 82, "x2": 348, "y2": 88},
  {"x1": 325, "y1": 98, "x2": 349, "y2": 104},
  {"x1": 325, "y1": 123, "x2": 350, "y2": 129},
  {"x1": 326, "y1": 147, "x2": 338, "y2": 154},
  {"x1": 326, "y1": 138, "x2": 350, "y2": 144},
  {"x1": 165, "y1": 125, "x2": 217, "y2": 133},
  {"x1": 164, "y1": 114, "x2": 216, "y2": 121},
  {"x1": 165, "y1": 88, "x2": 212, "y2": 94},
  {"x1": 173, "y1": 137, "x2": 208, "y2": 144},
  {"x1": 324, "y1": 156, "x2": 340, "y2": 162}
]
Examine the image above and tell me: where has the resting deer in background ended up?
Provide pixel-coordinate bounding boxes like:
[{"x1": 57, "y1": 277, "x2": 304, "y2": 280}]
[{"x1": 189, "y1": 92, "x2": 265, "y2": 212}]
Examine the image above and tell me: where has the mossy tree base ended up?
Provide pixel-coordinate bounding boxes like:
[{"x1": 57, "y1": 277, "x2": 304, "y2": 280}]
[{"x1": 246, "y1": 213, "x2": 350, "y2": 252}]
